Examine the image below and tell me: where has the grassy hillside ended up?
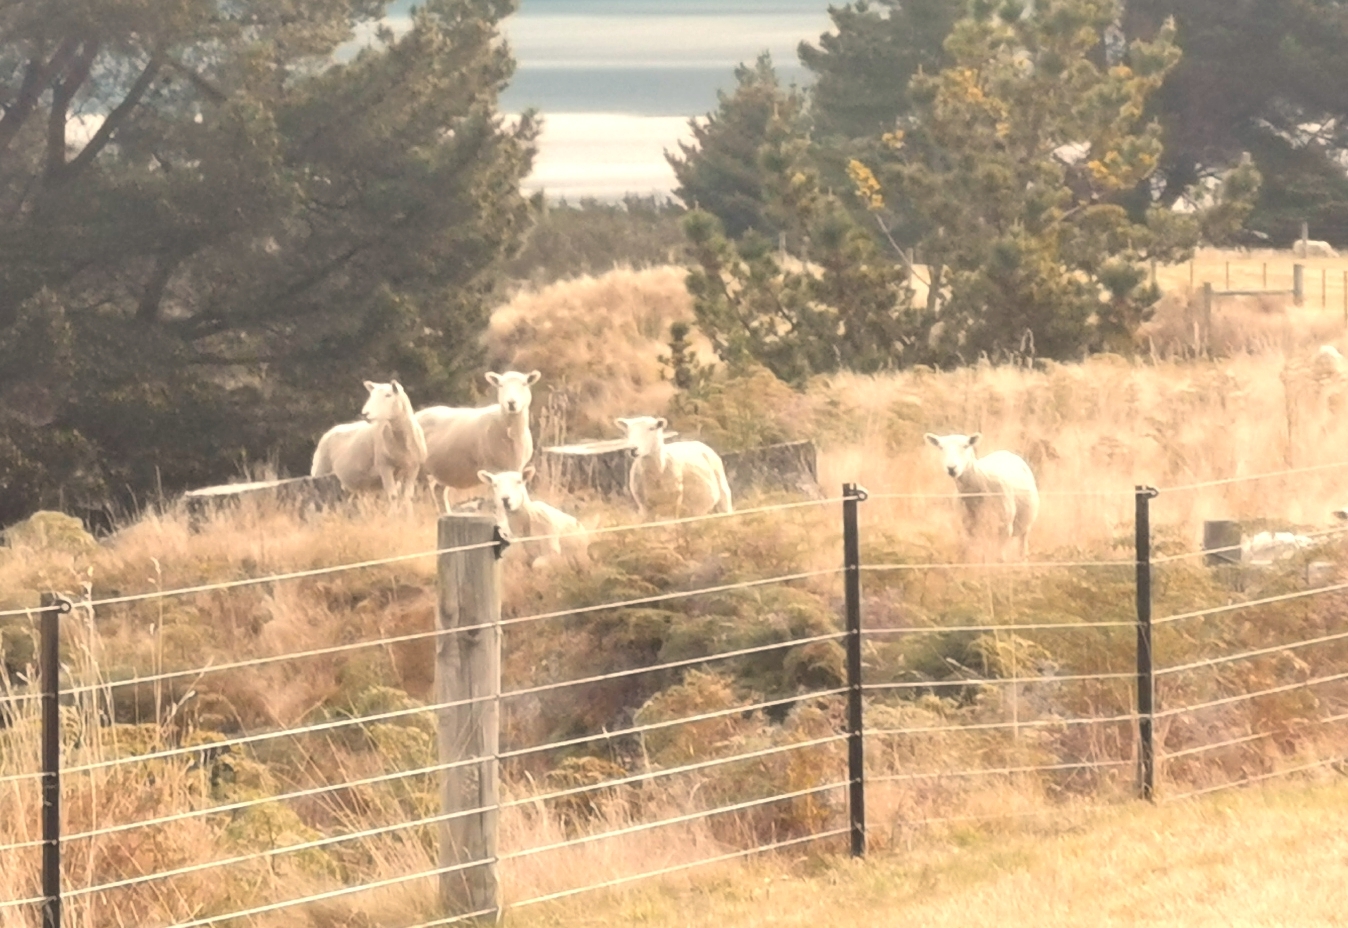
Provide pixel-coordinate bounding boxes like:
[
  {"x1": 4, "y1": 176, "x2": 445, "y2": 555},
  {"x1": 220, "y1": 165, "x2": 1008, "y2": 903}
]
[{"x1": 4, "y1": 256, "x2": 1348, "y2": 925}]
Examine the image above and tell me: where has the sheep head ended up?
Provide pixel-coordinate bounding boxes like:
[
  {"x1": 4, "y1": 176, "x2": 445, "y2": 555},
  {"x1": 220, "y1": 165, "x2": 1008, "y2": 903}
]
[
  {"x1": 486, "y1": 370, "x2": 541, "y2": 415},
  {"x1": 925, "y1": 432, "x2": 980, "y2": 479}
]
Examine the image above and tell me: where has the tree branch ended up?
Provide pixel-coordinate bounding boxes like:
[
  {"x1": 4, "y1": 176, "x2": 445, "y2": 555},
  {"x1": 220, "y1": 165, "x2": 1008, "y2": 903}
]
[
  {"x1": 43, "y1": 38, "x2": 99, "y2": 181},
  {"x1": 58, "y1": 52, "x2": 164, "y2": 183},
  {"x1": 0, "y1": 37, "x2": 80, "y2": 156}
]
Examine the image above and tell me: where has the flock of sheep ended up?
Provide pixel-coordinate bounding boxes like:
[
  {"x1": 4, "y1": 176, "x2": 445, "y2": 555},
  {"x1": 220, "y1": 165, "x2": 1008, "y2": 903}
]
[
  {"x1": 309, "y1": 372, "x2": 736, "y2": 567},
  {"x1": 310, "y1": 371, "x2": 1046, "y2": 567}
]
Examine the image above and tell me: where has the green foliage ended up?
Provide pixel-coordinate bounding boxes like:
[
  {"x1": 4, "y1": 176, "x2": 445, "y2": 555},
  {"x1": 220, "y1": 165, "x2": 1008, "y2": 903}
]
[
  {"x1": 798, "y1": 0, "x2": 963, "y2": 141},
  {"x1": 504, "y1": 195, "x2": 688, "y2": 286},
  {"x1": 1198, "y1": 156, "x2": 1264, "y2": 247},
  {"x1": 0, "y1": 0, "x2": 537, "y2": 525},
  {"x1": 667, "y1": 53, "x2": 806, "y2": 239},
  {"x1": 682, "y1": 197, "x2": 917, "y2": 383},
  {"x1": 858, "y1": 0, "x2": 1195, "y2": 359},
  {"x1": 1130, "y1": 0, "x2": 1348, "y2": 240}
]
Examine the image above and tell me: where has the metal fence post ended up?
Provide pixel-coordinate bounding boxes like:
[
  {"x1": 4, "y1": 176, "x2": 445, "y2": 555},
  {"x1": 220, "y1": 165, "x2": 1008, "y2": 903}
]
[
  {"x1": 1134, "y1": 488, "x2": 1159, "y2": 802},
  {"x1": 39, "y1": 593, "x2": 71, "y2": 928},
  {"x1": 842, "y1": 483, "x2": 868, "y2": 858},
  {"x1": 435, "y1": 515, "x2": 504, "y2": 920}
]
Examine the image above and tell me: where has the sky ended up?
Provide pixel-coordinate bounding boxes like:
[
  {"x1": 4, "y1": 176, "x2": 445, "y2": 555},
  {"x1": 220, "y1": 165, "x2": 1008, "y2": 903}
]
[{"x1": 495, "y1": 0, "x2": 835, "y2": 200}]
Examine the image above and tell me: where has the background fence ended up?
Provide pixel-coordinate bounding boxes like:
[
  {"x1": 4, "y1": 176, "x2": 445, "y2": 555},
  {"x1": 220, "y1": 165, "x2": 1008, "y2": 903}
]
[{"x1": 3, "y1": 466, "x2": 1348, "y2": 926}]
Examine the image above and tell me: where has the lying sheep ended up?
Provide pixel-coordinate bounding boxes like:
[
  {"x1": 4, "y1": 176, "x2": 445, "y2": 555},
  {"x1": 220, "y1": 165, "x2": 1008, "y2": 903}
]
[
  {"x1": 616, "y1": 416, "x2": 732, "y2": 518},
  {"x1": 479, "y1": 467, "x2": 589, "y2": 568},
  {"x1": 311, "y1": 380, "x2": 427, "y2": 503},
  {"x1": 925, "y1": 432, "x2": 1039, "y2": 560},
  {"x1": 1293, "y1": 239, "x2": 1339, "y2": 259},
  {"x1": 417, "y1": 370, "x2": 540, "y2": 511}
]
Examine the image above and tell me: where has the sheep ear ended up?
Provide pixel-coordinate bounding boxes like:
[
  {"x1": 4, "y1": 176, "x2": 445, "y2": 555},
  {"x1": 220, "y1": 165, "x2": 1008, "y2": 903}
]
[
  {"x1": 526, "y1": 370, "x2": 541, "y2": 385},
  {"x1": 615, "y1": 417, "x2": 630, "y2": 430},
  {"x1": 364, "y1": 380, "x2": 376, "y2": 393},
  {"x1": 969, "y1": 432, "x2": 981, "y2": 447},
  {"x1": 391, "y1": 379, "x2": 402, "y2": 391},
  {"x1": 523, "y1": 465, "x2": 536, "y2": 482},
  {"x1": 485, "y1": 372, "x2": 501, "y2": 386},
  {"x1": 478, "y1": 470, "x2": 494, "y2": 485},
  {"x1": 656, "y1": 417, "x2": 668, "y2": 429},
  {"x1": 924, "y1": 433, "x2": 940, "y2": 447}
]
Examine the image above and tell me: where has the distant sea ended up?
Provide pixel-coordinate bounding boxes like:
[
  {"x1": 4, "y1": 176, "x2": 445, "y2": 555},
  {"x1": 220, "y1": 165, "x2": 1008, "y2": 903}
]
[{"x1": 496, "y1": 0, "x2": 832, "y2": 199}]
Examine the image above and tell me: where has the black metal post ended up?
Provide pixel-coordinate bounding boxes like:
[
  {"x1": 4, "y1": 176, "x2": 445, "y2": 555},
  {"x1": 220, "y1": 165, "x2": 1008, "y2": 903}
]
[
  {"x1": 39, "y1": 593, "x2": 69, "y2": 928},
  {"x1": 842, "y1": 483, "x2": 868, "y2": 858},
  {"x1": 1134, "y1": 488, "x2": 1158, "y2": 802}
]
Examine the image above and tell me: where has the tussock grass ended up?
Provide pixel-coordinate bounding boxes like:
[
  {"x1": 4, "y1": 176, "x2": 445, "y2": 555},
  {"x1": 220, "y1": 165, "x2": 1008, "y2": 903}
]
[{"x1": 6, "y1": 255, "x2": 1348, "y2": 924}]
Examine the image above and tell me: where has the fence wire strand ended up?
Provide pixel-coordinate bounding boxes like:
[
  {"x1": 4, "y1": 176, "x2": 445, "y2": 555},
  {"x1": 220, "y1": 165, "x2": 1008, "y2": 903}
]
[
  {"x1": 1161, "y1": 710, "x2": 1348, "y2": 763},
  {"x1": 507, "y1": 828, "x2": 849, "y2": 910},
  {"x1": 1156, "y1": 669, "x2": 1348, "y2": 719},
  {"x1": 1164, "y1": 755, "x2": 1343, "y2": 803},
  {"x1": 863, "y1": 669, "x2": 1135, "y2": 693},
  {"x1": 869, "y1": 759, "x2": 1130, "y2": 785},
  {"x1": 865, "y1": 712, "x2": 1137, "y2": 739},
  {"x1": 862, "y1": 619, "x2": 1135, "y2": 636},
  {"x1": 501, "y1": 780, "x2": 849, "y2": 863},
  {"x1": 1153, "y1": 578, "x2": 1348, "y2": 626},
  {"x1": 1157, "y1": 627, "x2": 1348, "y2": 678},
  {"x1": 1152, "y1": 525, "x2": 1348, "y2": 566}
]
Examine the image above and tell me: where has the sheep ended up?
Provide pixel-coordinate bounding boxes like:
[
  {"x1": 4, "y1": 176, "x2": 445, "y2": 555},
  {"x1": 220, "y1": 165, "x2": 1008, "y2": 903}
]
[
  {"x1": 924, "y1": 432, "x2": 1040, "y2": 560},
  {"x1": 478, "y1": 467, "x2": 589, "y2": 568},
  {"x1": 1313, "y1": 344, "x2": 1348, "y2": 379},
  {"x1": 615, "y1": 416, "x2": 732, "y2": 518},
  {"x1": 311, "y1": 380, "x2": 427, "y2": 503},
  {"x1": 1293, "y1": 239, "x2": 1339, "y2": 259},
  {"x1": 416, "y1": 370, "x2": 540, "y2": 511}
]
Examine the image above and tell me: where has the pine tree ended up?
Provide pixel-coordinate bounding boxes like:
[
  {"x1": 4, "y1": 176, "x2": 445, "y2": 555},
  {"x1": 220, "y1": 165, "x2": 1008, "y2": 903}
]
[
  {"x1": 0, "y1": 0, "x2": 537, "y2": 524},
  {"x1": 666, "y1": 53, "x2": 805, "y2": 240},
  {"x1": 856, "y1": 0, "x2": 1196, "y2": 360}
]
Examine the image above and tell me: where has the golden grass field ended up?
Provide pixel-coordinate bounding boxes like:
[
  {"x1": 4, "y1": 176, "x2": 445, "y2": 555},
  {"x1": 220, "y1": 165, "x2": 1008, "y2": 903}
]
[{"x1": 5, "y1": 250, "x2": 1348, "y2": 926}]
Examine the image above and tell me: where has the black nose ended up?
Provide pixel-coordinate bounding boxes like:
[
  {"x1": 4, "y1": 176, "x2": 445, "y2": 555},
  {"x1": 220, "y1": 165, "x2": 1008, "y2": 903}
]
[{"x1": 947, "y1": 467, "x2": 957, "y2": 476}]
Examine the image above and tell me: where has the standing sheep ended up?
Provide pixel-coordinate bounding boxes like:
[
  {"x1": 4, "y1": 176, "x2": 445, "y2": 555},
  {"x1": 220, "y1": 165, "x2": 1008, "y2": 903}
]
[
  {"x1": 417, "y1": 370, "x2": 540, "y2": 511},
  {"x1": 1293, "y1": 239, "x2": 1340, "y2": 259},
  {"x1": 616, "y1": 416, "x2": 732, "y2": 518},
  {"x1": 311, "y1": 380, "x2": 427, "y2": 504},
  {"x1": 478, "y1": 467, "x2": 589, "y2": 568},
  {"x1": 924, "y1": 432, "x2": 1039, "y2": 560}
]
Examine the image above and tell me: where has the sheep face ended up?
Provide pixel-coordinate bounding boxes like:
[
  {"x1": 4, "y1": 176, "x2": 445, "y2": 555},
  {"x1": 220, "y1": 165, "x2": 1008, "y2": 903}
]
[
  {"x1": 615, "y1": 416, "x2": 667, "y2": 458},
  {"x1": 478, "y1": 466, "x2": 536, "y2": 513},
  {"x1": 925, "y1": 432, "x2": 981, "y2": 479},
  {"x1": 361, "y1": 380, "x2": 406, "y2": 423},
  {"x1": 486, "y1": 370, "x2": 541, "y2": 416}
]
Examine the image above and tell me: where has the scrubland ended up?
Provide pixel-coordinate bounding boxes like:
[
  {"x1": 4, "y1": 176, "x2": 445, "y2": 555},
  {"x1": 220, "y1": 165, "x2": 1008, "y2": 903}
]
[{"x1": 4, "y1": 254, "x2": 1348, "y2": 926}]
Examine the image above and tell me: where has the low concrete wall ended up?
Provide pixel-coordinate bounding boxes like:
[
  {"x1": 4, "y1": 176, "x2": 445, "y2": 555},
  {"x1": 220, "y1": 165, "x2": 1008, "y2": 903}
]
[{"x1": 537, "y1": 439, "x2": 820, "y2": 501}]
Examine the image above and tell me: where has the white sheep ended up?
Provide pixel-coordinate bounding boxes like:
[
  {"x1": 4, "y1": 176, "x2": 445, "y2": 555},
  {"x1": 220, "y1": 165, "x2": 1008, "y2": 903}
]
[
  {"x1": 1293, "y1": 239, "x2": 1339, "y2": 259},
  {"x1": 1313, "y1": 344, "x2": 1348, "y2": 379},
  {"x1": 416, "y1": 370, "x2": 540, "y2": 511},
  {"x1": 311, "y1": 380, "x2": 427, "y2": 503},
  {"x1": 924, "y1": 432, "x2": 1040, "y2": 560},
  {"x1": 478, "y1": 467, "x2": 589, "y2": 568},
  {"x1": 615, "y1": 416, "x2": 732, "y2": 518}
]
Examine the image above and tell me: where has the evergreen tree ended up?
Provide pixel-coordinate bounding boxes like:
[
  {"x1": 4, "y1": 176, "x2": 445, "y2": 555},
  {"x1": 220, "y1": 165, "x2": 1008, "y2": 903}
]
[
  {"x1": 856, "y1": 0, "x2": 1196, "y2": 361},
  {"x1": 683, "y1": 106, "x2": 917, "y2": 385},
  {"x1": 0, "y1": 0, "x2": 536, "y2": 524},
  {"x1": 666, "y1": 53, "x2": 805, "y2": 240},
  {"x1": 798, "y1": 0, "x2": 963, "y2": 141}
]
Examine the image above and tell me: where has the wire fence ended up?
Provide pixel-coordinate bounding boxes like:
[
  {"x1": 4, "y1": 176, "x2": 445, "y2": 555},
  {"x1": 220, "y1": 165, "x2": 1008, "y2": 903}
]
[{"x1": 4, "y1": 464, "x2": 1348, "y2": 926}]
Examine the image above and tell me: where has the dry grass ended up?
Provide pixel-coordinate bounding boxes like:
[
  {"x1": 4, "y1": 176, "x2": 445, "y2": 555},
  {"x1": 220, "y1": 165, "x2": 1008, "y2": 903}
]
[
  {"x1": 502, "y1": 779, "x2": 1348, "y2": 928},
  {"x1": 7, "y1": 255, "x2": 1348, "y2": 924}
]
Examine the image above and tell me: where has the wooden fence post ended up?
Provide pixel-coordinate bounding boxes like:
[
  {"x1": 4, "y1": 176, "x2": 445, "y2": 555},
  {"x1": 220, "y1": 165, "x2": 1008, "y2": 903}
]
[
  {"x1": 436, "y1": 514, "x2": 503, "y2": 920},
  {"x1": 1201, "y1": 282, "x2": 1213, "y2": 355},
  {"x1": 1294, "y1": 264, "x2": 1305, "y2": 306}
]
